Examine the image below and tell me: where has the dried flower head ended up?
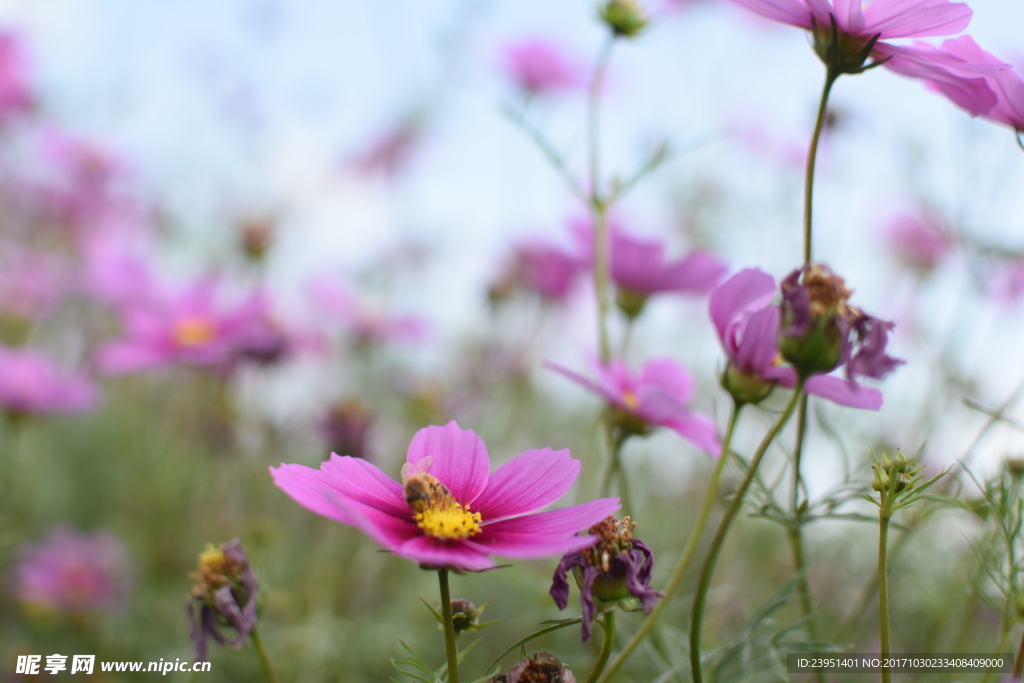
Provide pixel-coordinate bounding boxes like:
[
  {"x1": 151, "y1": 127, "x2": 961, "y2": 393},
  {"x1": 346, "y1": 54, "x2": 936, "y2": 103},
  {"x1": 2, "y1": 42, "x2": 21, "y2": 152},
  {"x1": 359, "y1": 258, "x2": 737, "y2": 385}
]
[
  {"x1": 491, "y1": 652, "x2": 577, "y2": 683},
  {"x1": 187, "y1": 540, "x2": 258, "y2": 661}
]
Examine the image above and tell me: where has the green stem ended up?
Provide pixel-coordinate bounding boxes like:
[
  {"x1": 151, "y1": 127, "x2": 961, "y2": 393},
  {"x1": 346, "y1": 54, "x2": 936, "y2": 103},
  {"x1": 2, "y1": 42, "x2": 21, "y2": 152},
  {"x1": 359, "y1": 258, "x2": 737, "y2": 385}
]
[
  {"x1": 438, "y1": 569, "x2": 460, "y2": 683},
  {"x1": 1014, "y1": 628, "x2": 1024, "y2": 679},
  {"x1": 589, "y1": 36, "x2": 615, "y2": 363},
  {"x1": 599, "y1": 426, "x2": 632, "y2": 518},
  {"x1": 878, "y1": 511, "x2": 891, "y2": 683},
  {"x1": 690, "y1": 385, "x2": 805, "y2": 683},
  {"x1": 598, "y1": 404, "x2": 743, "y2": 683},
  {"x1": 587, "y1": 611, "x2": 616, "y2": 683},
  {"x1": 250, "y1": 627, "x2": 279, "y2": 683},
  {"x1": 803, "y1": 67, "x2": 838, "y2": 265}
]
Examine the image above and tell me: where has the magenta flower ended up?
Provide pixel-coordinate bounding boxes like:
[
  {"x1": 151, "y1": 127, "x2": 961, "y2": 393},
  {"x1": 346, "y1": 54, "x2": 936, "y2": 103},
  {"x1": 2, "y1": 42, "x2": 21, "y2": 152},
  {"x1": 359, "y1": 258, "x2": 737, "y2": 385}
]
[
  {"x1": 501, "y1": 38, "x2": 583, "y2": 96},
  {"x1": 0, "y1": 347, "x2": 97, "y2": 417},
  {"x1": 13, "y1": 526, "x2": 134, "y2": 613},
  {"x1": 308, "y1": 276, "x2": 427, "y2": 344},
  {"x1": 493, "y1": 239, "x2": 584, "y2": 304},
  {"x1": 710, "y1": 268, "x2": 884, "y2": 409},
  {"x1": 547, "y1": 357, "x2": 720, "y2": 454},
  {"x1": 878, "y1": 207, "x2": 953, "y2": 271},
  {"x1": 270, "y1": 421, "x2": 619, "y2": 572},
  {"x1": 97, "y1": 279, "x2": 271, "y2": 375}
]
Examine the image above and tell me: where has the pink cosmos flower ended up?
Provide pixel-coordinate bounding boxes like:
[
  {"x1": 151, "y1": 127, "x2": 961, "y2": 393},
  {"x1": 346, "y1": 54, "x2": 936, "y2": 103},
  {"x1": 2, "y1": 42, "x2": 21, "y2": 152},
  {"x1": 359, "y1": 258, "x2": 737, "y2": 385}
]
[
  {"x1": 494, "y1": 239, "x2": 584, "y2": 303},
  {"x1": 270, "y1": 421, "x2": 619, "y2": 572},
  {"x1": 710, "y1": 268, "x2": 883, "y2": 409},
  {"x1": 572, "y1": 218, "x2": 727, "y2": 297},
  {"x1": 97, "y1": 279, "x2": 272, "y2": 374},
  {"x1": 308, "y1": 276, "x2": 427, "y2": 344},
  {"x1": 13, "y1": 526, "x2": 134, "y2": 613},
  {"x1": 878, "y1": 207, "x2": 952, "y2": 271},
  {"x1": 0, "y1": 32, "x2": 33, "y2": 123},
  {"x1": 501, "y1": 39, "x2": 584, "y2": 96},
  {"x1": 0, "y1": 347, "x2": 97, "y2": 417},
  {"x1": 547, "y1": 357, "x2": 721, "y2": 454}
]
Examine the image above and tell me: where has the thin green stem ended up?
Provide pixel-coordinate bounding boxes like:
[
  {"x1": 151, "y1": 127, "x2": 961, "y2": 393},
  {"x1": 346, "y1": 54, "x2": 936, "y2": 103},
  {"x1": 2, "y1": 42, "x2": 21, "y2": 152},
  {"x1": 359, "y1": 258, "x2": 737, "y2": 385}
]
[
  {"x1": 250, "y1": 627, "x2": 279, "y2": 683},
  {"x1": 587, "y1": 611, "x2": 616, "y2": 683},
  {"x1": 589, "y1": 35, "x2": 615, "y2": 363},
  {"x1": 690, "y1": 385, "x2": 805, "y2": 683},
  {"x1": 599, "y1": 426, "x2": 632, "y2": 518},
  {"x1": 598, "y1": 404, "x2": 743, "y2": 683},
  {"x1": 878, "y1": 512, "x2": 891, "y2": 683},
  {"x1": 1015, "y1": 629, "x2": 1024, "y2": 679},
  {"x1": 438, "y1": 569, "x2": 459, "y2": 683},
  {"x1": 803, "y1": 68, "x2": 838, "y2": 265}
]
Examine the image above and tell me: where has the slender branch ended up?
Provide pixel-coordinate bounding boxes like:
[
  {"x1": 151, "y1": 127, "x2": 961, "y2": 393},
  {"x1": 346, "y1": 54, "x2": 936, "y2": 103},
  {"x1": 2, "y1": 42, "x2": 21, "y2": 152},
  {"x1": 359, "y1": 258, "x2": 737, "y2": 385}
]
[
  {"x1": 588, "y1": 35, "x2": 615, "y2": 363},
  {"x1": 500, "y1": 104, "x2": 587, "y2": 202},
  {"x1": 250, "y1": 627, "x2": 279, "y2": 683},
  {"x1": 690, "y1": 385, "x2": 805, "y2": 683},
  {"x1": 587, "y1": 611, "x2": 616, "y2": 683},
  {"x1": 878, "y1": 511, "x2": 891, "y2": 683},
  {"x1": 598, "y1": 403, "x2": 743, "y2": 683},
  {"x1": 438, "y1": 569, "x2": 460, "y2": 683},
  {"x1": 803, "y1": 67, "x2": 838, "y2": 264}
]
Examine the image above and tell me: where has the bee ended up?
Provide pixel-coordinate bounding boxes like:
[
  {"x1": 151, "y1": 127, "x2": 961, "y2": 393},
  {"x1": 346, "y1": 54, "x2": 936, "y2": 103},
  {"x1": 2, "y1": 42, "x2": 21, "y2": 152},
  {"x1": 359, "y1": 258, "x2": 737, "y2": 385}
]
[{"x1": 401, "y1": 456, "x2": 451, "y2": 512}]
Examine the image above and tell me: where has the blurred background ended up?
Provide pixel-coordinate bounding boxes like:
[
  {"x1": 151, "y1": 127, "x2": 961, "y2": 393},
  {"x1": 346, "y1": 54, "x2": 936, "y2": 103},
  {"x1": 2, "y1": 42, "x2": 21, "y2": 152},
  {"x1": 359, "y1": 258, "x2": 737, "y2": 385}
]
[{"x1": 1, "y1": 0, "x2": 1024, "y2": 680}]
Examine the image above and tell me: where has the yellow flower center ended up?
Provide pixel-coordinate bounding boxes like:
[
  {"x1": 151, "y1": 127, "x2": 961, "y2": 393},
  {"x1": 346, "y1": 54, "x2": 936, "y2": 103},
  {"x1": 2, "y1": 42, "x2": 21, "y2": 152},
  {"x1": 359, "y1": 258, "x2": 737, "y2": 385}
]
[
  {"x1": 621, "y1": 390, "x2": 639, "y2": 411},
  {"x1": 414, "y1": 501, "x2": 482, "y2": 540},
  {"x1": 174, "y1": 317, "x2": 215, "y2": 347}
]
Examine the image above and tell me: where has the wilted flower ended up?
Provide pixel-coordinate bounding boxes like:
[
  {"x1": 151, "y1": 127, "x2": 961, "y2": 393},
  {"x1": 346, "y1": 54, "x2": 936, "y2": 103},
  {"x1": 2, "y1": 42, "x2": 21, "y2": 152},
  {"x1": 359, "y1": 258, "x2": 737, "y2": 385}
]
[
  {"x1": 491, "y1": 652, "x2": 577, "y2": 683},
  {"x1": 502, "y1": 39, "x2": 584, "y2": 96},
  {"x1": 187, "y1": 540, "x2": 258, "y2": 662},
  {"x1": 779, "y1": 263, "x2": 904, "y2": 382},
  {"x1": 550, "y1": 516, "x2": 662, "y2": 641},
  {"x1": 547, "y1": 357, "x2": 720, "y2": 454},
  {"x1": 709, "y1": 268, "x2": 885, "y2": 409},
  {"x1": 318, "y1": 399, "x2": 373, "y2": 460},
  {"x1": 13, "y1": 526, "x2": 133, "y2": 614},
  {"x1": 271, "y1": 421, "x2": 619, "y2": 572},
  {"x1": 0, "y1": 347, "x2": 97, "y2": 417},
  {"x1": 878, "y1": 208, "x2": 953, "y2": 272}
]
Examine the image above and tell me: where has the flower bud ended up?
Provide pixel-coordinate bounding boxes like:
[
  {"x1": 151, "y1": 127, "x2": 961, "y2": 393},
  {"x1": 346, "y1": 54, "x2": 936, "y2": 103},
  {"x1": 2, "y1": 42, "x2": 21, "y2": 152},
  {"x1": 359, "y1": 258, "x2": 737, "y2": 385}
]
[
  {"x1": 810, "y1": 15, "x2": 883, "y2": 74},
  {"x1": 599, "y1": 0, "x2": 649, "y2": 38},
  {"x1": 450, "y1": 599, "x2": 485, "y2": 634},
  {"x1": 239, "y1": 217, "x2": 275, "y2": 261},
  {"x1": 1006, "y1": 457, "x2": 1024, "y2": 479},
  {"x1": 721, "y1": 363, "x2": 775, "y2": 406},
  {"x1": 870, "y1": 450, "x2": 920, "y2": 494},
  {"x1": 615, "y1": 287, "x2": 648, "y2": 321}
]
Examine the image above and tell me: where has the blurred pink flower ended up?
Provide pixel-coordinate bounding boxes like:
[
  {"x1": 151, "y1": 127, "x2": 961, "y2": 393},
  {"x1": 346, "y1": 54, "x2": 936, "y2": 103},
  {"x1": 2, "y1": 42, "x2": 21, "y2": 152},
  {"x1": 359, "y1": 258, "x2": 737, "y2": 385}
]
[
  {"x1": 502, "y1": 38, "x2": 584, "y2": 96},
  {"x1": 13, "y1": 526, "x2": 133, "y2": 613},
  {"x1": 271, "y1": 421, "x2": 619, "y2": 572},
  {"x1": 349, "y1": 114, "x2": 425, "y2": 178},
  {"x1": 495, "y1": 239, "x2": 584, "y2": 303},
  {"x1": 710, "y1": 268, "x2": 884, "y2": 409},
  {"x1": 878, "y1": 208, "x2": 953, "y2": 271},
  {"x1": 309, "y1": 276, "x2": 427, "y2": 344},
  {"x1": 0, "y1": 246, "x2": 70, "y2": 320},
  {"x1": 0, "y1": 31, "x2": 34, "y2": 122},
  {"x1": 98, "y1": 279, "x2": 273, "y2": 374},
  {"x1": 0, "y1": 347, "x2": 97, "y2": 417},
  {"x1": 547, "y1": 357, "x2": 721, "y2": 454}
]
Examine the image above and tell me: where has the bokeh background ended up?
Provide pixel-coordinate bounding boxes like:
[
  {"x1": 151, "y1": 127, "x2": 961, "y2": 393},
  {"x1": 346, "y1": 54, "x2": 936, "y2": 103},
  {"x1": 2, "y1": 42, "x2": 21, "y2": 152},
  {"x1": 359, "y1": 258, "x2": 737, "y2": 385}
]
[{"x1": 1, "y1": 0, "x2": 1024, "y2": 680}]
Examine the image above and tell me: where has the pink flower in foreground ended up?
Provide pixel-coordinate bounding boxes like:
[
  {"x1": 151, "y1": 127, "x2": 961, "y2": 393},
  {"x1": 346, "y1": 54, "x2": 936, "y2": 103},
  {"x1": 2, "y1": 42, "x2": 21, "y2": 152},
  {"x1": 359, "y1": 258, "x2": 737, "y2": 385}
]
[
  {"x1": 547, "y1": 357, "x2": 721, "y2": 454},
  {"x1": 878, "y1": 207, "x2": 953, "y2": 271},
  {"x1": 271, "y1": 421, "x2": 619, "y2": 571},
  {"x1": 710, "y1": 268, "x2": 885, "y2": 409},
  {"x1": 309, "y1": 276, "x2": 427, "y2": 344},
  {"x1": 98, "y1": 279, "x2": 271, "y2": 374},
  {"x1": 502, "y1": 39, "x2": 583, "y2": 96},
  {"x1": 13, "y1": 526, "x2": 134, "y2": 613},
  {"x1": 0, "y1": 347, "x2": 97, "y2": 417}
]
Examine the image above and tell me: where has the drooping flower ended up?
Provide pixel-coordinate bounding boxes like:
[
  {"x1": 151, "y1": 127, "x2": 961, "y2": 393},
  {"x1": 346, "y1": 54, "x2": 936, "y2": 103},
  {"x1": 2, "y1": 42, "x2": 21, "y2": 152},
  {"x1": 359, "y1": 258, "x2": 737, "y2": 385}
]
[
  {"x1": 551, "y1": 516, "x2": 662, "y2": 642},
  {"x1": 491, "y1": 652, "x2": 577, "y2": 683},
  {"x1": 97, "y1": 279, "x2": 271, "y2": 375},
  {"x1": 547, "y1": 357, "x2": 720, "y2": 454},
  {"x1": 308, "y1": 276, "x2": 427, "y2": 345},
  {"x1": 271, "y1": 421, "x2": 619, "y2": 572},
  {"x1": 187, "y1": 540, "x2": 258, "y2": 662},
  {"x1": 13, "y1": 526, "x2": 133, "y2": 614},
  {"x1": 709, "y1": 268, "x2": 885, "y2": 409},
  {"x1": 501, "y1": 39, "x2": 584, "y2": 97},
  {"x1": 0, "y1": 347, "x2": 98, "y2": 417},
  {"x1": 572, "y1": 218, "x2": 727, "y2": 319},
  {"x1": 878, "y1": 207, "x2": 953, "y2": 271}
]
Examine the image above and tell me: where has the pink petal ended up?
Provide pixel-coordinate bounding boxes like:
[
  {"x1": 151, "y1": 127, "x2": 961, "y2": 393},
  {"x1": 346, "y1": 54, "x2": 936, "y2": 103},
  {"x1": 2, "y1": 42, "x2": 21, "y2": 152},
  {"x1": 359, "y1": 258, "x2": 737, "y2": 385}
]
[
  {"x1": 636, "y1": 385, "x2": 690, "y2": 426},
  {"x1": 465, "y1": 532, "x2": 600, "y2": 560},
  {"x1": 709, "y1": 268, "x2": 777, "y2": 341},
  {"x1": 546, "y1": 362, "x2": 620, "y2": 406},
  {"x1": 471, "y1": 448, "x2": 581, "y2": 521},
  {"x1": 727, "y1": 0, "x2": 813, "y2": 28},
  {"x1": 405, "y1": 421, "x2": 490, "y2": 506},
  {"x1": 638, "y1": 357, "x2": 694, "y2": 404},
  {"x1": 482, "y1": 498, "x2": 621, "y2": 535},
  {"x1": 664, "y1": 412, "x2": 722, "y2": 456},
  {"x1": 732, "y1": 305, "x2": 781, "y2": 374},
  {"x1": 396, "y1": 537, "x2": 495, "y2": 571},
  {"x1": 805, "y1": 375, "x2": 883, "y2": 409},
  {"x1": 833, "y1": 0, "x2": 866, "y2": 35},
  {"x1": 863, "y1": 0, "x2": 972, "y2": 39},
  {"x1": 319, "y1": 454, "x2": 409, "y2": 519},
  {"x1": 660, "y1": 250, "x2": 728, "y2": 293}
]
